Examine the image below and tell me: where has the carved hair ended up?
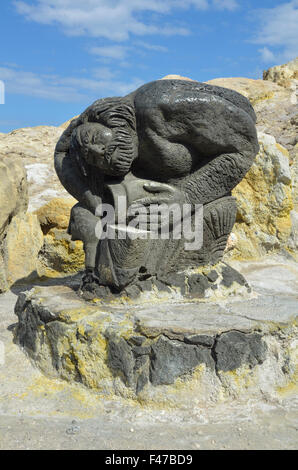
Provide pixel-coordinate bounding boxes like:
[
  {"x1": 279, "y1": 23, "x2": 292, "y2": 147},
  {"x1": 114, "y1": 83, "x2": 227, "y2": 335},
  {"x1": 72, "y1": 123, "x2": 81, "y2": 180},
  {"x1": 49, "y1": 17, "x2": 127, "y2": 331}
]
[
  {"x1": 69, "y1": 123, "x2": 95, "y2": 177},
  {"x1": 82, "y1": 97, "x2": 137, "y2": 176}
]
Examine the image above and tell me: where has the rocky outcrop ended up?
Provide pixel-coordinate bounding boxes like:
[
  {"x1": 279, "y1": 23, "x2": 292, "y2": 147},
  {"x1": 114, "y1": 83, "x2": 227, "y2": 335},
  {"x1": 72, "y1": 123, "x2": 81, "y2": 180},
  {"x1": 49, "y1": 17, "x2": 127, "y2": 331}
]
[
  {"x1": 1, "y1": 213, "x2": 44, "y2": 288},
  {"x1": 0, "y1": 155, "x2": 31, "y2": 291},
  {"x1": 206, "y1": 76, "x2": 297, "y2": 161},
  {"x1": 207, "y1": 61, "x2": 297, "y2": 259},
  {"x1": 0, "y1": 155, "x2": 28, "y2": 241},
  {"x1": 263, "y1": 57, "x2": 298, "y2": 89},
  {"x1": 35, "y1": 198, "x2": 84, "y2": 277},
  {"x1": 229, "y1": 133, "x2": 293, "y2": 260},
  {"x1": 13, "y1": 281, "x2": 297, "y2": 404},
  {"x1": 262, "y1": 58, "x2": 298, "y2": 217},
  {"x1": 0, "y1": 61, "x2": 296, "y2": 282},
  {"x1": 0, "y1": 126, "x2": 68, "y2": 211}
]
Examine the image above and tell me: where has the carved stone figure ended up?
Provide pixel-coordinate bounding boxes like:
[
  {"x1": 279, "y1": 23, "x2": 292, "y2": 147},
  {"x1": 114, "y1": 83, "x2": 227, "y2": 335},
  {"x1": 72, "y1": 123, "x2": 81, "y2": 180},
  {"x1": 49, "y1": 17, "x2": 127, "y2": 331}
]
[{"x1": 54, "y1": 79, "x2": 259, "y2": 299}]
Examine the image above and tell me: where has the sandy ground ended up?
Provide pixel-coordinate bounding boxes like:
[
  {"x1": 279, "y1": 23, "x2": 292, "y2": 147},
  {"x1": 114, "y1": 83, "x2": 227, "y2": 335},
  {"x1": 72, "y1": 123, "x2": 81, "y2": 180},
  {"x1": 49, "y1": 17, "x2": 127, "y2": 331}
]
[{"x1": 0, "y1": 256, "x2": 297, "y2": 450}]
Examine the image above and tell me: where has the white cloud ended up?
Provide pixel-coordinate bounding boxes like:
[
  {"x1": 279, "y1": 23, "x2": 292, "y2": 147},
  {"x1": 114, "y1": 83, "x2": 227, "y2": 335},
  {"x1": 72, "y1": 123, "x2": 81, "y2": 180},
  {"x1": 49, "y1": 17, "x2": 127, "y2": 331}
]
[
  {"x1": 14, "y1": 0, "x2": 238, "y2": 41},
  {"x1": 134, "y1": 41, "x2": 168, "y2": 52},
  {"x1": 252, "y1": 1, "x2": 298, "y2": 62},
  {"x1": 14, "y1": 0, "x2": 189, "y2": 40},
  {"x1": 258, "y1": 47, "x2": 276, "y2": 64},
  {"x1": 89, "y1": 45, "x2": 129, "y2": 60},
  {"x1": 0, "y1": 65, "x2": 144, "y2": 102},
  {"x1": 212, "y1": 0, "x2": 238, "y2": 11}
]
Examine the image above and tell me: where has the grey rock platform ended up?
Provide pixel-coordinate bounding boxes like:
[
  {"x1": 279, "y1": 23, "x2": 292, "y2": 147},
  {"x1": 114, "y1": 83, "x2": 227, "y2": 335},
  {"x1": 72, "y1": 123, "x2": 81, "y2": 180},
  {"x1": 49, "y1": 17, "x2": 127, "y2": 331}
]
[{"x1": 13, "y1": 256, "x2": 298, "y2": 404}]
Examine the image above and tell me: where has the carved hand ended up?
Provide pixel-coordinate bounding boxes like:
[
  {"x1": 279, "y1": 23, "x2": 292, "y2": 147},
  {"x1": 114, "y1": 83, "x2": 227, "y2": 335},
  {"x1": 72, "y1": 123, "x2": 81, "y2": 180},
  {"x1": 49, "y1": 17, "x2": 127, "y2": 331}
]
[{"x1": 127, "y1": 182, "x2": 188, "y2": 231}]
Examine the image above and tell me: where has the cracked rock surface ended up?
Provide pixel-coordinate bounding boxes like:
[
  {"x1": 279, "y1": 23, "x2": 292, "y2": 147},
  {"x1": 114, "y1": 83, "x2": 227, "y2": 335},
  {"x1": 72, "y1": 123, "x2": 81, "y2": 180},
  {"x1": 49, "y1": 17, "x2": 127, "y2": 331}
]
[
  {"x1": 0, "y1": 255, "x2": 297, "y2": 449},
  {"x1": 12, "y1": 256, "x2": 297, "y2": 403}
]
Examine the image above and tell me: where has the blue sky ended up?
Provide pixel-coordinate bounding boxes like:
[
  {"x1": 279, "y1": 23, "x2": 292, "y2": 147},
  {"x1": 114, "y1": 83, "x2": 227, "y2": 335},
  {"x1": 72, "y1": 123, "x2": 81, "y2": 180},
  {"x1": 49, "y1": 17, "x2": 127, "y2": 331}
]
[{"x1": 0, "y1": 0, "x2": 297, "y2": 132}]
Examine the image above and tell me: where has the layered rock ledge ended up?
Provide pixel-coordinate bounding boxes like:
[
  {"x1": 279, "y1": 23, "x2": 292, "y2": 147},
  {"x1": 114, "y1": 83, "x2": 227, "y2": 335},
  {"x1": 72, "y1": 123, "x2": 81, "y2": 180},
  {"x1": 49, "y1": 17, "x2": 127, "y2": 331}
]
[{"x1": 13, "y1": 272, "x2": 297, "y2": 406}]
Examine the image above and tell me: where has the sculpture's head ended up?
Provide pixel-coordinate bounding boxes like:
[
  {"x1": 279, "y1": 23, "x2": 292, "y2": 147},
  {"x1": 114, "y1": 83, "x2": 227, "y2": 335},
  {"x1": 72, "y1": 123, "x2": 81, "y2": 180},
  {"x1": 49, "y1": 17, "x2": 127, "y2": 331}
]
[{"x1": 70, "y1": 122, "x2": 133, "y2": 177}]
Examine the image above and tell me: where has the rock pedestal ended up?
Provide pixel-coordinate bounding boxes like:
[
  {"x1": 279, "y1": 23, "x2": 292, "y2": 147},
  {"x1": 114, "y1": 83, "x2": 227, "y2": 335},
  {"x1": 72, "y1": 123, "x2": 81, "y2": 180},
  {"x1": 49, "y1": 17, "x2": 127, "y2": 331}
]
[{"x1": 14, "y1": 278, "x2": 297, "y2": 405}]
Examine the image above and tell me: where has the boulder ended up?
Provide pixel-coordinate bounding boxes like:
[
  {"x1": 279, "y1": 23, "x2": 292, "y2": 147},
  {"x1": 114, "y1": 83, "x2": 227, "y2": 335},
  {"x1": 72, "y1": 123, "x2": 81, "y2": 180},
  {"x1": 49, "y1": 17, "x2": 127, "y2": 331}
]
[
  {"x1": 206, "y1": 76, "x2": 297, "y2": 161},
  {"x1": 1, "y1": 213, "x2": 43, "y2": 288},
  {"x1": 161, "y1": 74, "x2": 195, "y2": 81},
  {"x1": 263, "y1": 57, "x2": 298, "y2": 89},
  {"x1": 0, "y1": 126, "x2": 67, "y2": 210},
  {"x1": 229, "y1": 133, "x2": 293, "y2": 260},
  {"x1": 0, "y1": 155, "x2": 28, "y2": 241},
  {"x1": 35, "y1": 197, "x2": 77, "y2": 233},
  {"x1": 0, "y1": 155, "x2": 30, "y2": 291},
  {"x1": 35, "y1": 198, "x2": 84, "y2": 277}
]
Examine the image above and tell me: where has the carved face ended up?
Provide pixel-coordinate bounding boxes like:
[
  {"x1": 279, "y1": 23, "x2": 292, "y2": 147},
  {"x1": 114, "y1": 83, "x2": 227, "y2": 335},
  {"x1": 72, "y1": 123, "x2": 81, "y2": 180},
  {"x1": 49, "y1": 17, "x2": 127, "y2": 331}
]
[{"x1": 72, "y1": 122, "x2": 120, "y2": 174}]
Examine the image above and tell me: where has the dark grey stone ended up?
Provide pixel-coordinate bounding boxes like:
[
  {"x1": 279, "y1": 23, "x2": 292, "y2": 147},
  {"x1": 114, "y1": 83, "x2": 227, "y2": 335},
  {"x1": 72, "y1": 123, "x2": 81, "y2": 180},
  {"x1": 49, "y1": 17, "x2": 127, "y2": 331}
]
[
  {"x1": 184, "y1": 334, "x2": 214, "y2": 347},
  {"x1": 206, "y1": 270, "x2": 219, "y2": 283},
  {"x1": 107, "y1": 335, "x2": 135, "y2": 388},
  {"x1": 214, "y1": 331, "x2": 268, "y2": 372},
  {"x1": 150, "y1": 335, "x2": 214, "y2": 385},
  {"x1": 123, "y1": 284, "x2": 141, "y2": 299},
  {"x1": 188, "y1": 274, "x2": 210, "y2": 297},
  {"x1": 221, "y1": 264, "x2": 247, "y2": 288},
  {"x1": 128, "y1": 336, "x2": 146, "y2": 347},
  {"x1": 158, "y1": 272, "x2": 187, "y2": 295},
  {"x1": 54, "y1": 78, "x2": 258, "y2": 298},
  {"x1": 132, "y1": 345, "x2": 151, "y2": 356},
  {"x1": 134, "y1": 355, "x2": 150, "y2": 393}
]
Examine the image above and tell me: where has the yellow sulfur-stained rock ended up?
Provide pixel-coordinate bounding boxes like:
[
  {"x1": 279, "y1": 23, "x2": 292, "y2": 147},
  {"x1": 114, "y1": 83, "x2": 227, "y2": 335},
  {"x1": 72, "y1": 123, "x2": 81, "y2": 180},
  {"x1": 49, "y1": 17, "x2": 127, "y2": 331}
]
[
  {"x1": 206, "y1": 76, "x2": 285, "y2": 106},
  {"x1": 35, "y1": 197, "x2": 77, "y2": 233},
  {"x1": 35, "y1": 197, "x2": 85, "y2": 276},
  {"x1": 39, "y1": 228, "x2": 85, "y2": 277},
  {"x1": 0, "y1": 155, "x2": 28, "y2": 241},
  {"x1": 60, "y1": 116, "x2": 79, "y2": 130},
  {"x1": 161, "y1": 74, "x2": 195, "y2": 81},
  {"x1": 1, "y1": 213, "x2": 44, "y2": 286},
  {"x1": 229, "y1": 133, "x2": 293, "y2": 260},
  {"x1": 263, "y1": 57, "x2": 298, "y2": 89}
]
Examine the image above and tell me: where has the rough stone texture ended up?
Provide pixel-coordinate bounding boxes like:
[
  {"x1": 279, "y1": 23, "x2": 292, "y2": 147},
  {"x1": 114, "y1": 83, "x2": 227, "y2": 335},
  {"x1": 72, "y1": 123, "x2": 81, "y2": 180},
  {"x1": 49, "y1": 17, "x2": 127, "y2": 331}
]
[
  {"x1": 259, "y1": 58, "x2": 298, "y2": 221},
  {"x1": 229, "y1": 132, "x2": 293, "y2": 259},
  {"x1": 13, "y1": 257, "x2": 298, "y2": 402},
  {"x1": 35, "y1": 197, "x2": 85, "y2": 277},
  {"x1": 55, "y1": 79, "x2": 259, "y2": 296},
  {"x1": 161, "y1": 74, "x2": 195, "y2": 81},
  {"x1": 0, "y1": 155, "x2": 36, "y2": 291},
  {"x1": 214, "y1": 331, "x2": 267, "y2": 372},
  {"x1": 1, "y1": 213, "x2": 44, "y2": 287},
  {"x1": 38, "y1": 228, "x2": 85, "y2": 277},
  {"x1": 292, "y1": 144, "x2": 298, "y2": 210},
  {"x1": 1, "y1": 285, "x2": 297, "y2": 450},
  {"x1": 207, "y1": 63, "x2": 298, "y2": 248},
  {"x1": 0, "y1": 126, "x2": 68, "y2": 211},
  {"x1": 0, "y1": 64, "x2": 296, "y2": 273},
  {"x1": 150, "y1": 336, "x2": 214, "y2": 385},
  {"x1": 206, "y1": 75, "x2": 297, "y2": 161},
  {"x1": 263, "y1": 57, "x2": 298, "y2": 89},
  {"x1": 0, "y1": 155, "x2": 28, "y2": 242},
  {"x1": 35, "y1": 197, "x2": 77, "y2": 232}
]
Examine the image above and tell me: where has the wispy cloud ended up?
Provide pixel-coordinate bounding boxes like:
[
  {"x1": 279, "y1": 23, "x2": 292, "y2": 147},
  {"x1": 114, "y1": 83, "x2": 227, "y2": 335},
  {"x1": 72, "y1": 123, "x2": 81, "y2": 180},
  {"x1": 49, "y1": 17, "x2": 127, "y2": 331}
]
[
  {"x1": 14, "y1": 0, "x2": 189, "y2": 41},
  {"x1": 258, "y1": 47, "x2": 277, "y2": 64},
  {"x1": 251, "y1": 1, "x2": 298, "y2": 63},
  {"x1": 14, "y1": 0, "x2": 238, "y2": 41},
  {"x1": 212, "y1": 0, "x2": 238, "y2": 11},
  {"x1": 0, "y1": 65, "x2": 144, "y2": 102},
  {"x1": 134, "y1": 41, "x2": 168, "y2": 52},
  {"x1": 89, "y1": 45, "x2": 129, "y2": 60}
]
